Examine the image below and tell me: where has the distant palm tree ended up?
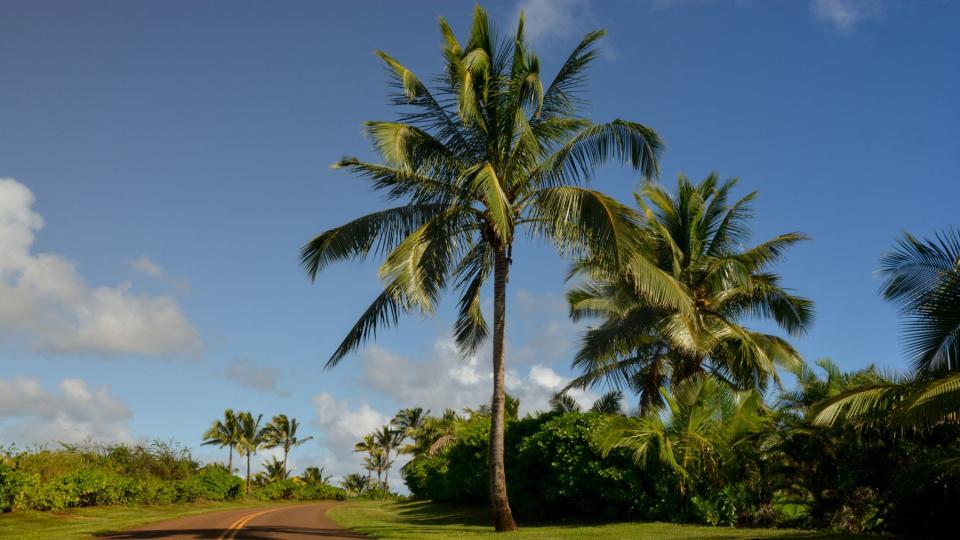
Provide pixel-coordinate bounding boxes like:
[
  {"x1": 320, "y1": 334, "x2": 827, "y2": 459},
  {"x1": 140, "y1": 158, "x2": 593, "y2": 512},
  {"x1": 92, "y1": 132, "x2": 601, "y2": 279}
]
[
  {"x1": 548, "y1": 390, "x2": 624, "y2": 414},
  {"x1": 261, "y1": 414, "x2": 314, "y2": 479},
  {"x1": 353, "y1": 433, "x2": 378, "y2": 488},
  {"x1": 300, "y1": 466, "x2": 332, "y2": 486},
  {"x1": 261, "y1": 456, "x2": 287, "y2": 483},
  {"x1": 201, "y1": 409, "x2": 240, "y2": 473},
  {"x1": 340, "y1": 473, "x2": 369, "y2": 496},
  {"x1": 236, "y1": 412, "x2": 264, "y2": 494},
  {"x1": 374, "y1": 425, "x2": 405, "y2": 497},
  {"x1": 299, "y1": 7, "x2": 664, "y2": 530},
  {"x1": 567, "y1": 174, "x2": 813, "y2": 411},
  {"x1": 393, "y1": 408, "x2": 428, "y2": 438},
  {"x1": 364, "y1": 452, "x2": 391, "y2": 490}
]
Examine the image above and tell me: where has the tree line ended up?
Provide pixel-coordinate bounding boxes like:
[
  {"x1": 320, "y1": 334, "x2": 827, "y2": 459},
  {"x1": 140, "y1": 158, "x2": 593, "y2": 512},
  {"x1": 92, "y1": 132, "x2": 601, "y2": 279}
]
[{"x1": 201, "y1": 411, "x2": 312, "y2": 494}]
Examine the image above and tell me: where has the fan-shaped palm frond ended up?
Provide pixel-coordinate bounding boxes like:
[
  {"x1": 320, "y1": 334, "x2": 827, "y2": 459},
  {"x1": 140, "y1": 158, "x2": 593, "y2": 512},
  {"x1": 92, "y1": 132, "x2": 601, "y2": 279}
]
[{"x1": 880, "y1": 229, "x2": 960, "y2": 373}]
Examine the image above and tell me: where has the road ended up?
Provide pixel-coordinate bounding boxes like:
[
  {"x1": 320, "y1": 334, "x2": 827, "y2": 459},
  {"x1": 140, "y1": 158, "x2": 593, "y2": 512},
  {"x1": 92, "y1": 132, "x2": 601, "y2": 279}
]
[{"x1": 104, "y1": 502, "x2": 368, "y2": 539}]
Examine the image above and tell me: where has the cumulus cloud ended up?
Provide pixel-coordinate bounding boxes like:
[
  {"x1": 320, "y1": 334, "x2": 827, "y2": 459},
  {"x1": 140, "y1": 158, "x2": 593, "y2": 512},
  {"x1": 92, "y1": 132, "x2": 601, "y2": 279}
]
[
  {"x1": 312, "y1": 393, "x2": 390, "y2": 479},
  {"x1": 0, "y1": 178, "x2": 201, "y2": 358},
  {"x1": 360, "y1": 340, "x2": 596, "y2": 417},
  {"x1": 223, "y1": 358, "x2": 287, "y2": 396},
  {"x1": 811, "y1": 0, "x2": 888, "y2": 33},
  {"x1": 0, "y1": 376, "x2": 133, "y2": 444},
  {"x1": 515, "y1": 0, "x2": 595, "y2": 45}
]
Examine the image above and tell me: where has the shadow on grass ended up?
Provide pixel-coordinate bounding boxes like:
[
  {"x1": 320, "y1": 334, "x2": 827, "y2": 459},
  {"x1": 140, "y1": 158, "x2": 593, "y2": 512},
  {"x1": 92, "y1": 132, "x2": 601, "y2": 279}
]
[{"x1": 377, "y1": 501, "x2": 884, "y2": 539}]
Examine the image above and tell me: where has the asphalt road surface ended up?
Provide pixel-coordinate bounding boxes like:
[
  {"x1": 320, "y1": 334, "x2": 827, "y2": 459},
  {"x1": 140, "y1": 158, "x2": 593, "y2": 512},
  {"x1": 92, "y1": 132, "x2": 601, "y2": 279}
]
[{"x1": 104, "y1": 502, "x2": 368, "y2": 539}]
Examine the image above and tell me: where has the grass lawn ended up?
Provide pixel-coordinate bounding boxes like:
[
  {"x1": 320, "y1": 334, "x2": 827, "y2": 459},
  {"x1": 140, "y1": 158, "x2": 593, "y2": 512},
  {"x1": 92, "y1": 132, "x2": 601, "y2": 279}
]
[
  {"x1": 0, "y1": 499, "x2": 278, "y2": 540},
  {"x1": 328, "y1": 500, "x2": 876, "y2": 540}
]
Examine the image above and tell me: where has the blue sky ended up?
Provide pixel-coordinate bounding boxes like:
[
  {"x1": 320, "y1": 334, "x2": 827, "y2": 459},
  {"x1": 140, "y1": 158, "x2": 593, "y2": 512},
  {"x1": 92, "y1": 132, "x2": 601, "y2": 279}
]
[{"x1": 1, "y1": 0, "x2": 957, "y2": 479}]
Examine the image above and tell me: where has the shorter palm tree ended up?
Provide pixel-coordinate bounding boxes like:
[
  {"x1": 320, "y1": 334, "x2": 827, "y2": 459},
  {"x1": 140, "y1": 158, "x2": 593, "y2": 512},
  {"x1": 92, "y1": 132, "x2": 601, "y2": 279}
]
[
  {"x1": 594, "y1": 375, "x2": 765, "y2": 510},
  {"x1": 374, "y1": 425, "x2": 404, "y2": 497},
  {"x1": 567, "y1": 175, "x2": 813, "y2": 412},
  {"x1": 300, "y1": 466, "x2": 332, "y2": 486},
  {"x1": 236, "y1": 412, "x2": 264, "y2": 494},
  {"x1": 341, "y1": 473, "x2": 369, "y2": 496},
  {"x1": 549, "y1": 390, "x2": 624, "y2": 414},
  {"x1": 354, "y1": 433, "x2": 378, "y2": 487},
  {"x1": 260, "y1": 456, "x2": 287, "y2": 484},
  {"x1": 261, "y1": 414, "x2": 314, "y2": 479},
  {"x1": 201, "y1": 409, "x2": 240, "y2": 473}
]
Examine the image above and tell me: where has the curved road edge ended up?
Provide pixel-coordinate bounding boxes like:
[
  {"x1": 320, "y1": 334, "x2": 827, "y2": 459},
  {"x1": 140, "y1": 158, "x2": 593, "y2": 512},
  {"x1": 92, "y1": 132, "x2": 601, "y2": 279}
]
[{"x1": 102, "y1": 501, "x2": 369, "y2": 539}]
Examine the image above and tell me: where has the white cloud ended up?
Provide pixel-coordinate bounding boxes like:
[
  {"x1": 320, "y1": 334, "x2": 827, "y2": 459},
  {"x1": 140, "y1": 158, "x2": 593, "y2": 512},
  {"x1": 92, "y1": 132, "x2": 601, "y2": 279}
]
[
  {"x1": 515, "y1": 0, "x2": 594, "y2": 45},
  {"x1": 223, "y1": 358, "x2": 287, "y2": 395},
  {"x1": 811, "y1": 0, "x2": 888, "y2": 33},
  {"x1": 360, "y1": 340, "x2": 596, "y2": 417},
  {"x1": 130, "y1": 255, "x2": 191, "y2": 295},
  {"x1": 0, "y1": 178, "x2": 201, "y2": 358},
  {"x1": 311, "y1": 393, "x2": 390, "y2": 480},
  {"x1": 0, "y1": 376, "x2": 133, "y2": 444}
]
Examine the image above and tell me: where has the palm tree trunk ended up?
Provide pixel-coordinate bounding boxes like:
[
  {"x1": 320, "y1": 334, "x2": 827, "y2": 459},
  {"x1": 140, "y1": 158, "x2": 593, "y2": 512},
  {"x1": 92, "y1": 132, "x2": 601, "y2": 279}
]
[
  {"x1": 282, "y1": 447, "x2": 289, "y2": 480},
  {"x1": 246, "y1": 452, "x2": 251, "y2": 495},
  {"x1": 228, "y1": 444, "x2": 233, "y2": 474},
  {"x1": 383, "y1": 447, "x2": 390, "y2": 499},
  {"x1": 489, "y1": 248, "x2": 518, "y2": 532}
]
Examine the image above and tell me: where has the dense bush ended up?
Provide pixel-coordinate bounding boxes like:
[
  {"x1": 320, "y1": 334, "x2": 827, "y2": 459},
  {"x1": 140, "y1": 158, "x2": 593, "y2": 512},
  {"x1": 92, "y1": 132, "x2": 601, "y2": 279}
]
[
  {"x1": 508, "y1": 413, "x2": 652, "y2": 521},
  {"x1": 255, "y1": 479, "x2": 346, "y2": 501},
  {"x1": 0, "y1": 442, "x2": 251, "y2": 513},
  {"x1": 400, "y1": 406, "x2": 959, "y2": 534},
  {"x1": 403, "y1": 413, "x2": 658, "y2": 521}
]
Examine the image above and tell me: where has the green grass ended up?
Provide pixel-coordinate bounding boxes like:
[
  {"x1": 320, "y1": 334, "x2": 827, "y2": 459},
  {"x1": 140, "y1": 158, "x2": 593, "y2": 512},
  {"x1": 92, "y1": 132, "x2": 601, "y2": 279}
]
[
  {"x1": 328, "y1": 500, "x2": 875, "y2": 540},
  {"x1": 0, "y1": 499, "x2": 279, "y2": 540}
]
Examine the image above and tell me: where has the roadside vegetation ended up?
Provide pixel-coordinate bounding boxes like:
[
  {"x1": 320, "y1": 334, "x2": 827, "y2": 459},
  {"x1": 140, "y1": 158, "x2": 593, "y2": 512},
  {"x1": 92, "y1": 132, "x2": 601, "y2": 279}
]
[
  {"x1": 0, "y1": 411, "x2": 344, "y2": 519},
  {"x1": 304, "y1": 7, "x2": 959, "y2": 537}
]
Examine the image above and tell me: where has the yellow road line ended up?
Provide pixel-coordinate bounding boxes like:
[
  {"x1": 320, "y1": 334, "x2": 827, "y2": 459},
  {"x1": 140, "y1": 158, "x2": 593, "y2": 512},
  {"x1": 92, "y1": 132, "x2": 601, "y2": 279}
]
[{"x1": 218, "y1": 506, "x2": 287, "y2": 540}]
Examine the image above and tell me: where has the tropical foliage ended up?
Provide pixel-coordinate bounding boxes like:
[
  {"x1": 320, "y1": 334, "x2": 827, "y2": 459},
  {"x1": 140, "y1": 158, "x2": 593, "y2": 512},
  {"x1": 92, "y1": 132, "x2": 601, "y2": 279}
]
[
  {"x1": 566, "y1": 174, "x2": 813, "y2": 411},
  {"x1": 301, "y1": 5, "x2": 665, "y2": 531}
]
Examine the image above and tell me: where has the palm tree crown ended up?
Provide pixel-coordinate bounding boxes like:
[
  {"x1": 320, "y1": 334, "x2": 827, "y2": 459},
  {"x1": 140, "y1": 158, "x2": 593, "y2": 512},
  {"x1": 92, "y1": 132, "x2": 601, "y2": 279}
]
[
  {"x1": 201, "y1": 408, "x2": 240, "y2": 473},
  {"x1": 261, "y1": 414, "x2": 314, "y2": 479},
  {"x1": 567, "y1": 174, "x2": 813, "y2": 410}
]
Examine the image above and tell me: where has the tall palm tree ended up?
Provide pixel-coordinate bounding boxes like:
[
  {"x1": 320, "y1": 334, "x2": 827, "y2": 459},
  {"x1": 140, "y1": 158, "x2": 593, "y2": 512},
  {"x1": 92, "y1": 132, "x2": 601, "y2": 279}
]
[
  {"x1": 261, "y1": 414, "x2": 314, "y2": 479},
  {"x1": 236, "y1": 411, "x2": 264, "y2": 494},
  {"x1": 201, "y1": 408, "x2": 240, "y2": 473},
  {"x1": 299, "y1": 7, "x2": 665, "y2": 530},
  {"x1": 374, "y1": 425, "x2": 405, "y2": 497},
  {"x1": 814, "y1": 229, "x2": 960, "y2": 427},
  {"x1": 566, "y1": 174, "x2": 813, "y2": 411}
]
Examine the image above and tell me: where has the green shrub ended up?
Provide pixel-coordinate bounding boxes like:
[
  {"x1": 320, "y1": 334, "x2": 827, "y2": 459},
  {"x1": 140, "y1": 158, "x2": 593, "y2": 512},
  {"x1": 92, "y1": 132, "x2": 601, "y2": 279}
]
[
  {"x1": 296, "y1": 483, "x2": 347, "y2": 501},
  {"x1": 255, "y1": 479, "x2": 299, "y2": 501},
  {"x1": 255, "y1": 479, "x2": 346, "y2": 501},
  {"x1": 29, "y1": 469, "x2": 125, "y2": 510},
  {"x1": 0, "y1": 463, "x2": 35, "y2": 512}
]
